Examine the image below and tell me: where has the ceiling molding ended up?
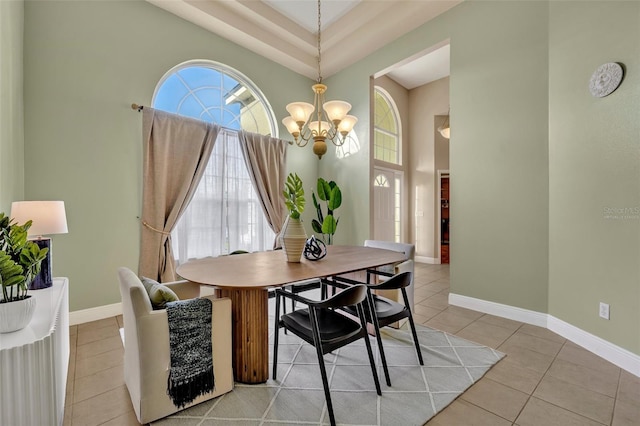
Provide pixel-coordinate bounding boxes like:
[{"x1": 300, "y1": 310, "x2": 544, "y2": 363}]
[{"x1": 146, "y1": 0, "x2": 462, "y2": 81}]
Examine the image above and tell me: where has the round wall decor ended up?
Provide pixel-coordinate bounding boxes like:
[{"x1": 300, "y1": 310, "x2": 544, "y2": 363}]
[{"x1": 589, "y1": 62, "x2": 624, "y2": 98}]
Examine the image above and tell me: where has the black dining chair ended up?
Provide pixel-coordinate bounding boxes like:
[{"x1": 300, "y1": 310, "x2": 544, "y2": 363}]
[
  {"x1": 328, "y1": 271, "x2": 424, "y2": 387},
  {"x1": 272, "y1": 284, "x2": 382, "y2": 426}
]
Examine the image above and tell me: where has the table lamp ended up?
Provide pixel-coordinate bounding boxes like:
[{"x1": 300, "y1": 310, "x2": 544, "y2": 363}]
[{"x1": 10, "y1": 201, "x2": 68, "y2": 290}]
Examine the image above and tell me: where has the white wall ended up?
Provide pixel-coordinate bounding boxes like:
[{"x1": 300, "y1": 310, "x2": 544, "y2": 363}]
[{"x1": 409, "y1": 77, "x2": 449, "y2": 260}]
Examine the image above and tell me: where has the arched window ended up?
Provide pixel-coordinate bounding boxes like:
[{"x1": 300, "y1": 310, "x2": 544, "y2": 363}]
[
  {"x1": 154, "y1": 61, "x2": 276, "y2": 134},
  {"x1": 153, "y1": 61, "x2": 277, "y2": 262},
  {"x1": 374, "y1": 173, "x2": 390, "y2": 187},
  {"x1": 373, "y1": 87, "x2": 401, "y2": 165}
]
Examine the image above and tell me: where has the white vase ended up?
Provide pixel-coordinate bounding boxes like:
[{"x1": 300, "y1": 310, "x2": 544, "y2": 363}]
[
  {"x1": 0, "y1": 296, "x2": 36, "y2": 333},
  {"x1": 281, "y1": 216, "x2": 307, "y2": 263}
]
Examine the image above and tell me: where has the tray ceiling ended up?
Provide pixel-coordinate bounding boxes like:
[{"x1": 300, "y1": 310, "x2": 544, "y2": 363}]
[{"x1": 147, "y1": 0, "x2": 461, "y2": 86}]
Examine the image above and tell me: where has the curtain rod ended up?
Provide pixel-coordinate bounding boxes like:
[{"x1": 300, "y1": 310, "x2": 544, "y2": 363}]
[
  {"x1": 130, "y1": 103, "x2": 281, "y2": 142},
  {"x1": 130, "y1": 103, "x2": 247, "y2": 135}
]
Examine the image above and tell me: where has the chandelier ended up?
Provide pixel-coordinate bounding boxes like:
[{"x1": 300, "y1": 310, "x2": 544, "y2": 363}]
[
  {"x1": 282, "y1": 0, "x2": 357, "y2": 159},
  {"x1": 438, "y1": 108, "x2": 450, "y2": 139}
]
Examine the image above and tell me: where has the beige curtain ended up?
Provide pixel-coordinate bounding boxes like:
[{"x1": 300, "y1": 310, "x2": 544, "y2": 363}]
[
  {"x1": 238, "y1": 131, "x2": 287, "y2": 249},
  {"x1": 139, "y1": 108, "x2": 220, "y2": 282}
]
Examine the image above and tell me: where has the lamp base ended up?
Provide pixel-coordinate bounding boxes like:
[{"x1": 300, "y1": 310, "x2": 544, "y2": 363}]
[{"x1": 29, "y1": 238, "x2": 52, "y2": 290}]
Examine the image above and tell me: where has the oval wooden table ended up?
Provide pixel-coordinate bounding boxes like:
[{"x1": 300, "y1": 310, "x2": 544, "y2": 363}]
[{"x1": 176, "y1": 245, "x2": 406, "y2": 384}]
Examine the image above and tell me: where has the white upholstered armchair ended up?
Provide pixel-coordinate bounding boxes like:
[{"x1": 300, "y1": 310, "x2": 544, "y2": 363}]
[{"x1": 117, "y1": 267, "x2": 233, "y2": 424}]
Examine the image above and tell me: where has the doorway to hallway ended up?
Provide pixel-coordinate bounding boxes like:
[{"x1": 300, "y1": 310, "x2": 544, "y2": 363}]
[{"x1": 438, "y1": 171, "x2": 450, "y2": 264}]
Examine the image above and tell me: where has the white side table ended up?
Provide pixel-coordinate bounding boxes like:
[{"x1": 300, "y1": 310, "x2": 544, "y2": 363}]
[{"x1": 0, "y1": 278, "x2": 70, "y2": 426}]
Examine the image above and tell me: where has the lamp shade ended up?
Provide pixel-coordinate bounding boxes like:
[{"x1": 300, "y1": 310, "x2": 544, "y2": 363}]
[
  {"x1": 323, "y1": 100, "x2": 351, "y2": 122},
  {"x1": 338, "y1": 115, "x2": 358, "y2": 135},
  {"x1": 282, "y1": 116, "x2": 300, "y2": 136},
  {"x1": 285, "y1": 102, "x2": 315, "y2": 124},
  {"x1": 308, "y1": 120, "x2": 332, "y2": 137},
  {"x1": 10, "y1": 201, "x2": 68, "y2": 237}
]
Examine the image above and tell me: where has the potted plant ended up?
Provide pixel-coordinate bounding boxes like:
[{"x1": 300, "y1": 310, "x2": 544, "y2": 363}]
[
  {"x1": 281, "y1": 173, "x2": 307, "y2": 262},
  {"x1": 0, "y1": 212, "x2": 49, "y2": 333},
  {"x1": 311, "y1": 177, "x2": 342, "y2": 245}
]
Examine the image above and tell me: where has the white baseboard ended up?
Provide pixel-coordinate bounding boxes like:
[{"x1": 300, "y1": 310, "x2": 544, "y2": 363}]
[
  {"x1": 449, "y1": 293, "x2": 547, "y2": 327},
  {"x1": 449, "y1": 293, "x2": 640, "y2": 378},
  {"x1": 548, "y1": 316, "x2": 640, "y2": 377},
  {"x1": 415, "y1": 256, "x2": 438, "y2": 264},
  {"x1": 70, "y1": 302, "x2": 122, "y2": 326}
]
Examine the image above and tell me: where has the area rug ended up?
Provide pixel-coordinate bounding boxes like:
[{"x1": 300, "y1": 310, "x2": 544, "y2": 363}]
[{"x1": 152, "y1": 322, "x2": 504, "y2": 426}]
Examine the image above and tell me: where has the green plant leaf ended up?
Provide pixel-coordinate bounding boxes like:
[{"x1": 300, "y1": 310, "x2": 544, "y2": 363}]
[
  {"x1": 316, "y1": 178, "x2": 327, "y2": 201},
  {"x1": 328, "y1": 186, "x2": 342, "y2": 210},
  {"x1": 322, "y1": 214, "x2": 338, "y2": 235},
  {"x1": 0, "y1": 251, "x2": 25, "y2": 289},
  {"x1": 283, "y1": 173, "x2": 305, "y2": 217},
  {"x1": 311, "y1": 219, "x2": 323, "y2": 234},
  {"x1": 321, "y1": 180, "x2": 332, "y2": 201}
]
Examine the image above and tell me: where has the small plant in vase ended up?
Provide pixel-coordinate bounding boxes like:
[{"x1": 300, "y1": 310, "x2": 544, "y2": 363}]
[
  {"x1": 0, "y1": 212, "x2": 49, "y2": 333},
  {"x1": 281, "y1": 173, "x2": 307, "y2": 262}
]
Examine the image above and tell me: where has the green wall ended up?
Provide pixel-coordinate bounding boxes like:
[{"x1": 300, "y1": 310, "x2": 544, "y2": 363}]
[
  {"x1": 450, "y1": 1, "x2": 550, "y2": 313},
  {"x1": 14, "y1": 0, "x2": 640, "y2": 356},
  {"x1": 0, "y1": 0, "x2": 24, "y2": 212},
  {"x1": 23, "y1": 0, "x2": 314, "y2": 311},
  {"x1": 326, "y1": 1, "x2": 638, "y2": 356},
  {"x1": 548, "y1": 1, "x2": 640, "y2": 353},
  {"x1": 328, "y1": 1, "x2": 550, "y2": 309}
]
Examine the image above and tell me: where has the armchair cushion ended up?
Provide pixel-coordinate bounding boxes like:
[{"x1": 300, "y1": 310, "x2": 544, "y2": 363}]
[{"x1": 141, "y1": 277, "x2": 179, "y2": 309}]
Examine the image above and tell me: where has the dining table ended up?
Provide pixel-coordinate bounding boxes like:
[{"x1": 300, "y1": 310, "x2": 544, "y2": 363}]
[{"x1": 176, "y1": 245, "x2": 406, "y2": 384}]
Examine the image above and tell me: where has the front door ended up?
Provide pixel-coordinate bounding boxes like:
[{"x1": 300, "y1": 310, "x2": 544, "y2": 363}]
[{"x1": 373, "y1": 167, "x2": 401, "y2": 242}]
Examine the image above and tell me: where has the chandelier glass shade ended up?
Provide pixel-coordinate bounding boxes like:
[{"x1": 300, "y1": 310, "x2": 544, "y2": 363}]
[
  {"x1": 438, "y1": 109, "x2": 450, "y2": 139},
  {"x1": 282, "y1": 0, "x2": 357, "y2": 159}
]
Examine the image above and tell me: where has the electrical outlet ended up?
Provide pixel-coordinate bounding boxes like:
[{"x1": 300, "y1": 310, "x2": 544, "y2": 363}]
[{"x1": 599, "y1": 302, "x2": 610, "y2": 320}]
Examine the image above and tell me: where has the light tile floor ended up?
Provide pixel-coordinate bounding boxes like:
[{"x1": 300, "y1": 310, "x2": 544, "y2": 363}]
[{"x1": 63, "y1": 263, "x2": 640, "y2": 425}]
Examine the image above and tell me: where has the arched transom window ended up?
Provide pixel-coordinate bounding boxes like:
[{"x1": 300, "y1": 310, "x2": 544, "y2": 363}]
[
  {"x1": 154, "y1": 61, "x2": 276, "y2": 135},
  {"x1": 373, "y1": 87, "x2": 401, "y2": 165}
]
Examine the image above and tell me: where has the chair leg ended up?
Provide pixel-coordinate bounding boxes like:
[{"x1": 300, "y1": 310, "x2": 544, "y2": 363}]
[
  {"x1": 273, "y1": 293, "x2": 281, "y2": 379},
  {"x1": 407, "y1": 312, "x2": 424, "y2": 365},
  {"x1": 368, "y1": 291, "x2": 391, "y2": 386},
  {"x1": 315, "y1": 344, "x2": 336, "y2": 426},
  {"x1": 309, "y1": 308, "x2": 336, "y2": 426},
  {"x1": 403, "y1": 289, "x2": 424, "y2": 365},
  {"x1": 358, "y1": 303, "x2": 382, "y2": 396}
]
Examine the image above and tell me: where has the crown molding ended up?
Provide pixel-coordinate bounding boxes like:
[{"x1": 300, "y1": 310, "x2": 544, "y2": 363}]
[{"x1": 146, "y1": 0, "x2": 462, "y2": 80}]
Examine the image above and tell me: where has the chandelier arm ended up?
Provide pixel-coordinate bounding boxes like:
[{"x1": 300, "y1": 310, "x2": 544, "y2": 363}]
[
  {"x1": 325, "y1": 125, "x2": 338, "y2": 141},
  {"x1": 295, "y1": 137, "x2": 310, "y2": 148},
  {"x1": 298, "y1": 128, "x2": 314, "y2": 144}
]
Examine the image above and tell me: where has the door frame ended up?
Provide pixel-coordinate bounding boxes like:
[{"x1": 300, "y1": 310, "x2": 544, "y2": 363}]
[{"x1": 437, "y1": 169, "x2": 450, "y2": 264}]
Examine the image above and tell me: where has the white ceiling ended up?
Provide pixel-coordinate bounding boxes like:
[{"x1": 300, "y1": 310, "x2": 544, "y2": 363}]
[{"x1": 147, "y1": 0, "x2": 460, "y2": 88}]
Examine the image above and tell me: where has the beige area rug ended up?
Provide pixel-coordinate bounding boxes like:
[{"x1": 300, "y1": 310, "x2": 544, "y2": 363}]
[{"x1": 152, "y1": 323, "x2": 505, "y2": 425}]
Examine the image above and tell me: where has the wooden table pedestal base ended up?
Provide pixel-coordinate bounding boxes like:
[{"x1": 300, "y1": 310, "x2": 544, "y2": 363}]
[{"x1": 217, "y1": 287, "x2": 269, "y2": 384}]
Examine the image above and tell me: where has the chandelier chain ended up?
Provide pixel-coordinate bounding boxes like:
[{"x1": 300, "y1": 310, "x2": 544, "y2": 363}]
[{"x1": 316, "y1": 0, "x2": 322, "y2": 83}]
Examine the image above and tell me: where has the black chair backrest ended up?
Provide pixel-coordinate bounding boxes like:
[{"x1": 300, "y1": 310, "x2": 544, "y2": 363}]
[
  {"x1": 372, "y1": 271, "x2": 412, "y2": 291},
  {"x1": 315, "y1": 284, "x2": 367, "y2": 309}
]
